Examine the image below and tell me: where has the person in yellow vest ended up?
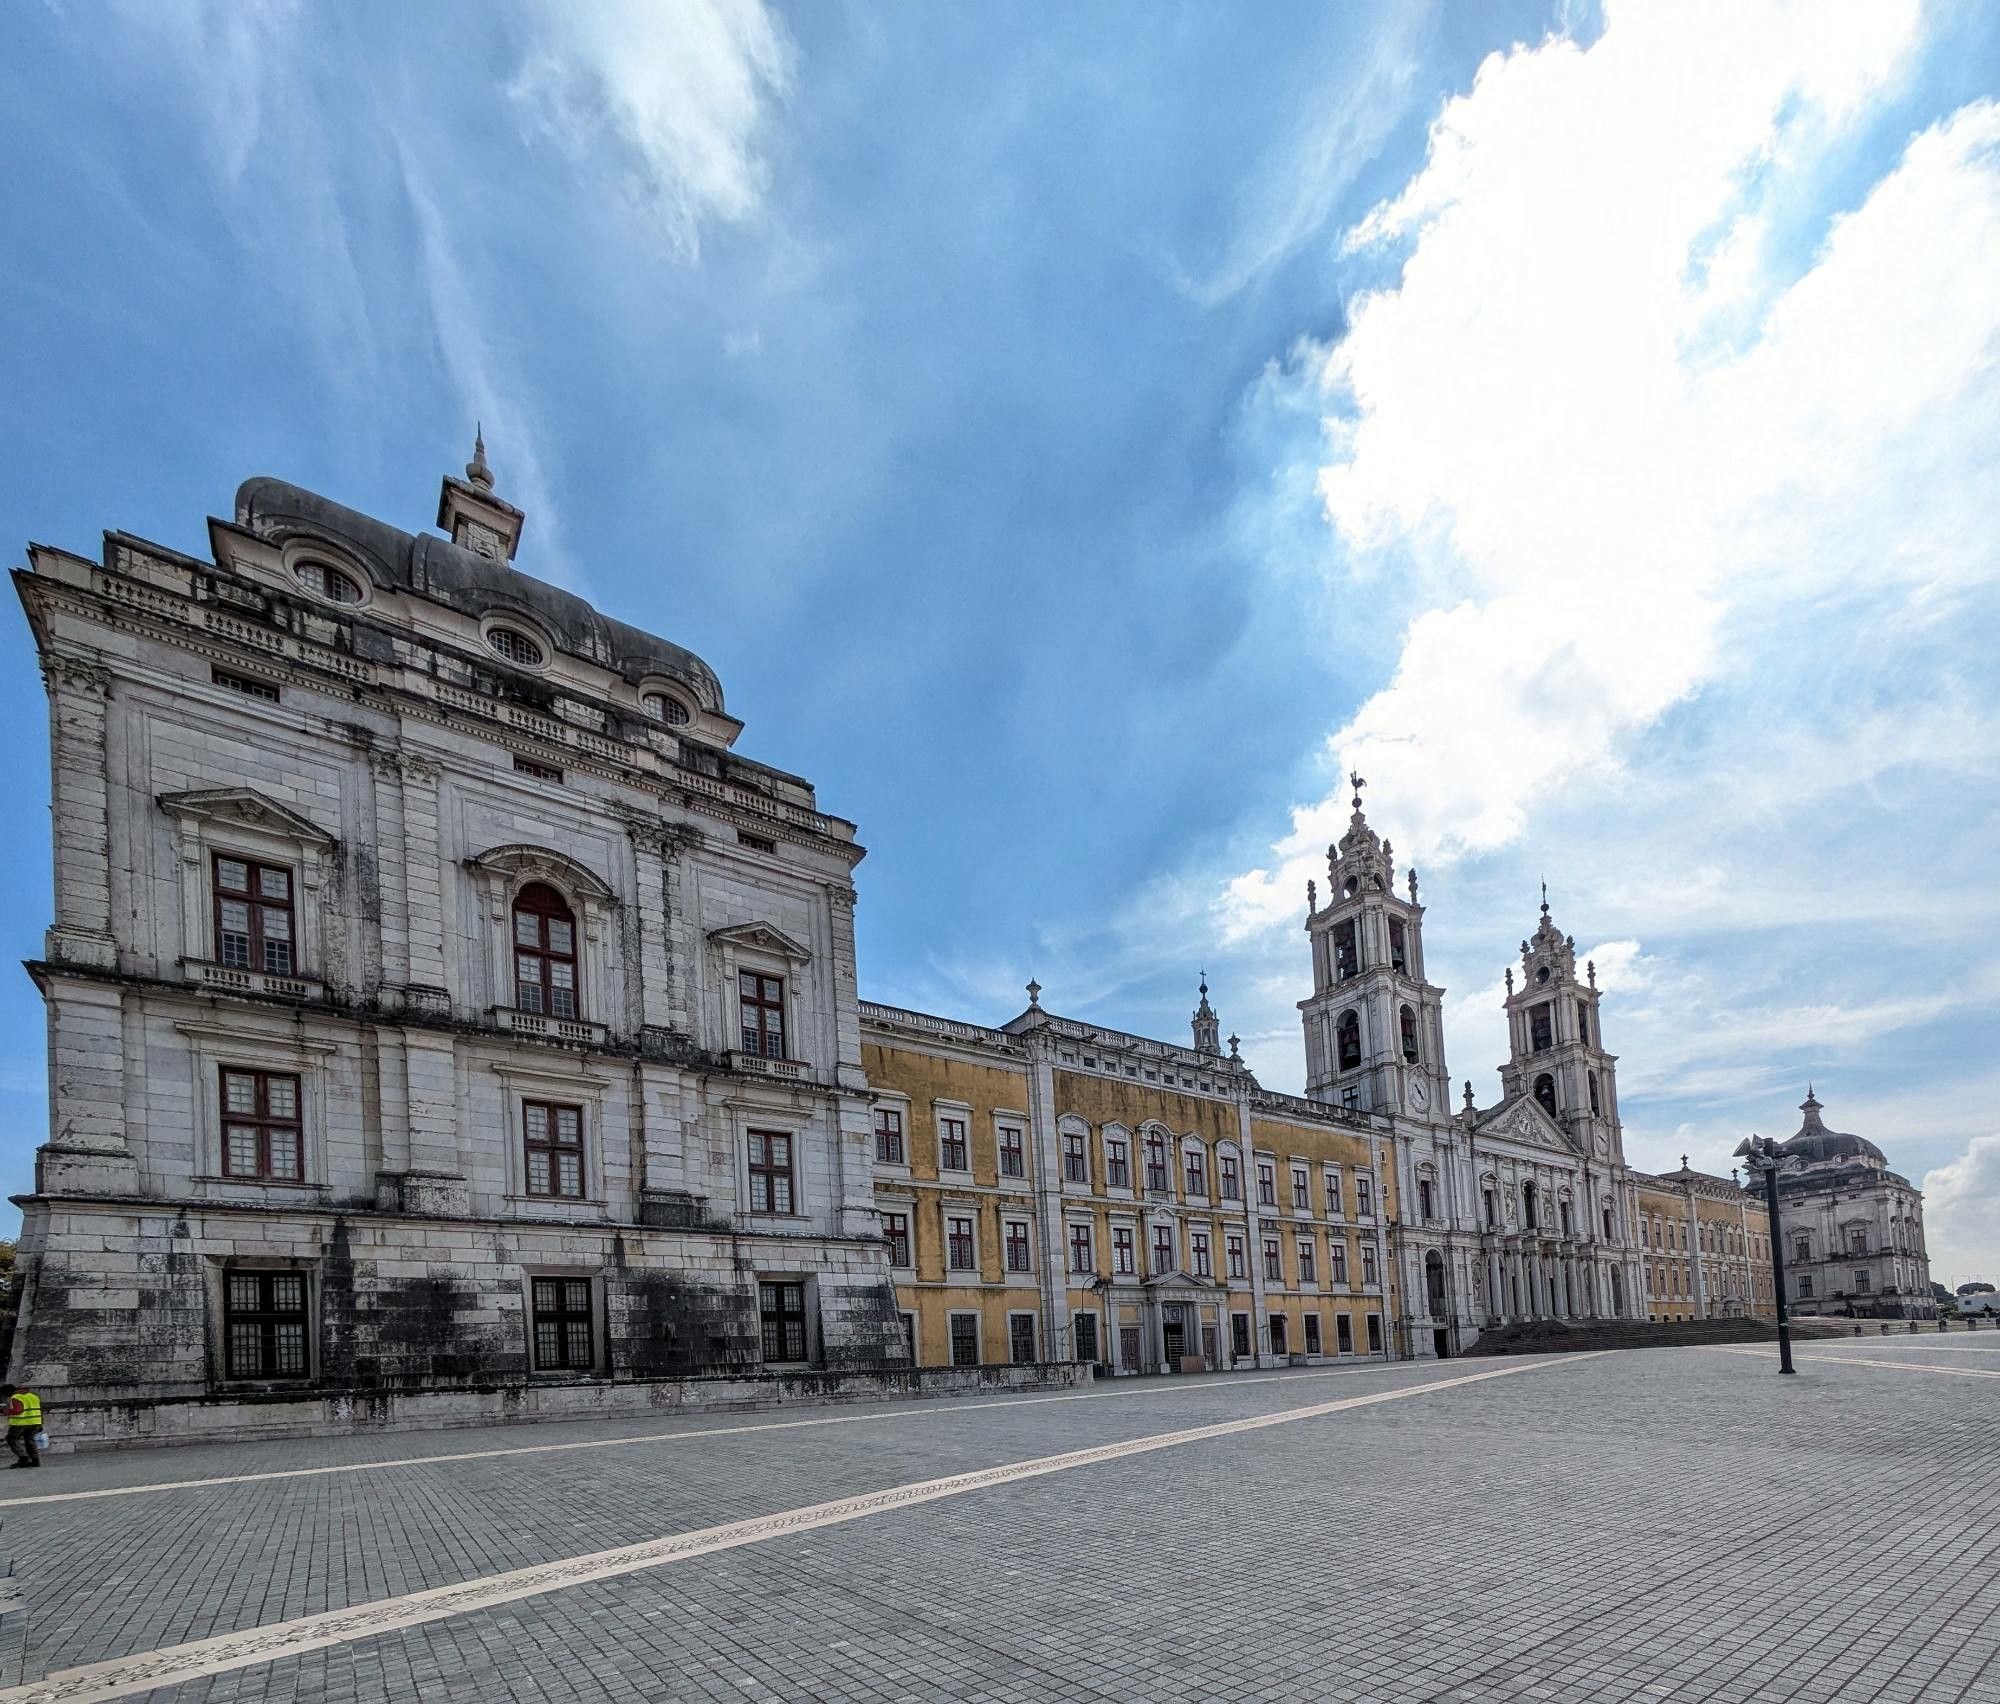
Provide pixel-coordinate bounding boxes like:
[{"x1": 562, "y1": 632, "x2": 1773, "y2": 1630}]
[{"x1": 1, "y1": 1385, "x2": 43, "y2": 1468}]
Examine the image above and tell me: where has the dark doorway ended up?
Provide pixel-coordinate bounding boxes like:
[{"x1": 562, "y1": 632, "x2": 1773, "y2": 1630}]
[
  {"x1": 1433, "y1": 1328, "x2": 1451, "y2": 1360},
  {"x1": 1162, "y1": 1315, "x2": 1186, "y2": 1368}
]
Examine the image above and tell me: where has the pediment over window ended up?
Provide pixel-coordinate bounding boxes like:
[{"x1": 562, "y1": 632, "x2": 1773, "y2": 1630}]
[
  {"x1": 158, "y1": 788, "x2": 336, "y2": 848},
  {"x1": 707, "y1": 921, "x2": 812, "y2": 963},
  {"x1": 464, "y1": 843, "x2": 617, "y2": 904}
]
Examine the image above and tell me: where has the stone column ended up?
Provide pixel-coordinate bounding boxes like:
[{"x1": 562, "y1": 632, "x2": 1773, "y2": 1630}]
[{"x1": 41, "y1": 654, "x2": 118, "y2": 971}]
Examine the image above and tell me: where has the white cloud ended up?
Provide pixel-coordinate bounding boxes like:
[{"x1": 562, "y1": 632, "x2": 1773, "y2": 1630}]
[
  {"x1": 1920, "y1": 1135, "x2": 2000, "y2": 1287},
  {"x1": 1222, "y1": 1, "x2": 2000, "y2": 925},
  {"x1": 509, "y1": 0, "x2": 794, "y2": 262}
]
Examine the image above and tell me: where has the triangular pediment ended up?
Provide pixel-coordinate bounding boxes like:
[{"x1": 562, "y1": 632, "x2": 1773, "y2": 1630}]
[
  {"x1": 708, "y1": 921, "x2": 812, "y2": 963},
  {"x1": 1143, "y1": 1269, "x2": 1222, "y2": 1292},
  {"x1": 158, "y1": 787, "x2": 335, "y2": 847},
  {"x1": 1473, "y1": 1093, "x2": 1580, "y2": 1155}
]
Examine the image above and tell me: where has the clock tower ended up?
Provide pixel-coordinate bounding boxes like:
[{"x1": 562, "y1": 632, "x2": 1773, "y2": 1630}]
[{"x1": 1499, "y1": 888, "x2": 1625, "y2": 1166}]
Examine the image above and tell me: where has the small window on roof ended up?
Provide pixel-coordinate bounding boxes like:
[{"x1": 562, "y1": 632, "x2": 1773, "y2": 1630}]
[
  {"x1": 487, "y1": 627, "x2": 544, "y2": 667},
  {"x1": 294, "y1": 560, "x2": 364, "y2": 604},
  {"x1": 643, "y1": 692, "x2": 690, "y2": 726}
]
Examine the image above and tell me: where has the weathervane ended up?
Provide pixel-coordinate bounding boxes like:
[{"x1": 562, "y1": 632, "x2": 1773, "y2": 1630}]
[{"x1": 1349, "y1": 770, "x2": 1366, "y2": 810}]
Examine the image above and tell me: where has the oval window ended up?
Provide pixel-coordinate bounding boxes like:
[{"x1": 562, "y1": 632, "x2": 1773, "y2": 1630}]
[
  {"x1": 487, "y1": 627, "x2": 544, "y2": 667},
  {"x1": 296, "y1": 561, "x2": 364, "y2": 604},
  {"x1": 642, "y1": 692, "x2": 691, "y2": 726}
]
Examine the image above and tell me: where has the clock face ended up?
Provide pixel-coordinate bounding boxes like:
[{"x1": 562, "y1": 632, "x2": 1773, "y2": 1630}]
[{"x1": 1408, "y1": 1078, "x2": 1430, "y2": 1113}]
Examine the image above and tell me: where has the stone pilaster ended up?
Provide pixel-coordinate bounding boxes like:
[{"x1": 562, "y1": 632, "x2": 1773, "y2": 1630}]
[
  {"x1": 36, "y1": 975, "x2": 138, "y2": 1194},
  {"x1": 40, "y1": 653, "x2": 118, "y2": 971}
]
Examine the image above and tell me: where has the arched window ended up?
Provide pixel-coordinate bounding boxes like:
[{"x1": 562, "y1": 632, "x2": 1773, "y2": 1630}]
[
  {"x1": 295, "y1": 560, "x2": 364, "y2": 603},
  {"x1": 1399, "y1": 1004, "x2": 1419, "y2": 1062},
  {"x1": 487, "y1": 627, "x2": 544, "y2": 667},
  {"x1": 1588, "y1": 1071, "x2": 1601, "y2": 1115},
  {"x1": 642, "y1": 692, "x2": 690, "y2": 726},
  {"x1": 1336, "y1": 1010, "x2": 1361, "y2": 1071},
  {"x1": 1601, "y1": 1203, "x2": 1614, "y2": 1240},
  {"x1": 513, "y1": 881, "x2": 577, "y2": 1017},
  {"x1": 1533, "y1": 1073, "x2": 1557, "y2": 1119}
]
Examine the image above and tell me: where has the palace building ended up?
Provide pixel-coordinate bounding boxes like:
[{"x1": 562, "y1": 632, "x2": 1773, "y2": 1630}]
[
  {"x1": 8, "y1": 445, "x2": 905, "y2": 1438},
  {"x1": 12, "y1": 448, "x2": 1935, "y2": 1435}
]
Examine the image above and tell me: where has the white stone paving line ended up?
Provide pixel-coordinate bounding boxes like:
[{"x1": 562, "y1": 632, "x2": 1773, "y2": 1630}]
[
  {"x1": 0, "y1": 1360, "x2": 1458, "y2": 1511},
  {"x1": 1710, "y1": 1346, "x2": 2000, "y2": 1378},
  {"x1": 0, "y1": 1356, "x2": 1593, "y2": 1704}
]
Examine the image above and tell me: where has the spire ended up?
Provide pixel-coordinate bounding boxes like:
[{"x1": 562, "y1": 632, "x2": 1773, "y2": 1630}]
[
  {"x1": 1192, "y1": 973, "x2": 1221, "y2": 1056},
  {"x1": 1799, "y1": 1086, "x2": 1823, "y2": 1129},
  {"x1": 466, "y1": 424, "x2": 493, "y2": 491},
  {"x1": 1540, "y1": 877, "x2": 1550, "y2": 916}
]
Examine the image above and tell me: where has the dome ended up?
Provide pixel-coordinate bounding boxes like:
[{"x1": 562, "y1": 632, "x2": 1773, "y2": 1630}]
[{"x1": 1776, "y1": 1090, "x2": 1886, "y2": 1166}]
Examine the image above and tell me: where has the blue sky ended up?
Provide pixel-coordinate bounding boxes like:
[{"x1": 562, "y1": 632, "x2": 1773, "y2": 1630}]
[{"x1": 2, "y1": 1, "x2": 1996, "y2": 1280}]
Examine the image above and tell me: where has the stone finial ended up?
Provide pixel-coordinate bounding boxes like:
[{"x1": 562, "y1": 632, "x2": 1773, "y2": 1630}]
[
  {"x1": 1228, "y1": 1033, "x2": 1241, "y2": 1059},
  {"x1": 466, "y1": 424, "x2": 494, "y2": 492},
  {"x1": 1025, "y1": 978, "x2": 1041, "y2": 1008},
  {"x1": 1681, "y1": 1153, "x2": 1689, "y2": 1171},
  {"x1": 1463, "y1": 1079, "x2": 1475, "y2": 1109},
  {"x1": 1306, "y1": 878, "x2": 1317, "y2": 915},
  {"x1": 1505, "y1": 967, "x2": 1514, "y2": 993},
  {"x1": 1587, "y1": 959, "x2": 1596, "y2": 987},
  {"x1": 1408, "y1": 868, "x2": 1419, "y2": 902}
]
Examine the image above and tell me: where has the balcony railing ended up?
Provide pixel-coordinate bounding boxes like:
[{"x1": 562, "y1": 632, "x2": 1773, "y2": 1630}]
[
  {"x1": 183, "y1": 960, "x2": 322, "y2": 1002},
  {"x1": 729, "y1": 1050, "x2": 813, "y2": 1083},
  {"x1": 493, "y1": 1006, "x2": 607, "y2": 1048}
]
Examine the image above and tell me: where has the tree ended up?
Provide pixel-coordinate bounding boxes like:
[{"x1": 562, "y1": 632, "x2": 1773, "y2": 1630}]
[{"x1": 1958, "y1": 1280, "x2": 1996, "y2": 1296}]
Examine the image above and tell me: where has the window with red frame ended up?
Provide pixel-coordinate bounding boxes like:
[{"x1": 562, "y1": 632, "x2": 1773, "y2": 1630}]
[
  {"x1": 1068, "y1": 1222, "x2": 1093, "y2": 1273},
  {"x1": 1144, "y1": 1134, "x2": 1169, "y2": 1192},
  {"x1": 1105, "y1": 1137, "x2": 1130, "y2": 1189},
  {"x1": 1257, "y1": 1162, "x2": 1276, "y2": 1207},
  {"x1": 1190, "y1": 1230, "x2": 1212, "y2": 1278},
  {"x1": 513, "y1": 883, "x2": 578, "y2": 1018},
  {"x1": 939, "y1": 1116, "x2": 969, "y2": 1172},
  {"x1": 1227, "y1": 1234, "x2": 1247, "y2": 1279},
  {"x1": 747, "y1": 1130, "x2": 794, "y2": 1213},
  {"x1": 1184, "y1": 1149, "x2": 1206, "y2": 1198},
  {"x1": 1151, "y1": 1224, "x2": 1175, "y2": 1274},
  {"x1": 523, "y1": 1101, "x2": 585, "y2": 1198},
  {"x1": 219, "y1": 1068, "x2": 302, "y2": 1181},
  {"x1": 873, "y1": 1106, "x2": 905, "y2": 1164},
  {"x1": 998, "y1": 1126, "x2": 1026, "y2": 1179},
  {"x1": 214, "y1": 855, "x2": 294, "y2": 974},
  {"x1": 946, "y1": 1214, "x2": 975, "y2": 1270},
  {"x1": 1063, "y1": 1132, "x2": 1089, "y2": 1183},
  {"x1": 882, "y1": 1211, "x2": 911, "y2": 1267},
  {"x1": 1112, "y1": 1225, "x2": 1135, "y2": 1275},
  {"x1": 1219, "y1": 1154, "x2": 1241, "y2": 1200},
  {"x1": 738, "y1": 971, "x2": 785, "y2": 1057},
  {"x1": 1005, "y1": 1220, "x2": 1032, "y2": 1272}
]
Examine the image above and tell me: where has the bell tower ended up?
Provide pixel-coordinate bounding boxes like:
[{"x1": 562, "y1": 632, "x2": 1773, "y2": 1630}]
[
  {"x1": 1499, "y1": 886, "x2": 1624, "y2": 1165},
  {"x1": 1299, "y1": 776, "x2": 1448, "y2": 1123},
  {"x1": 1190, "y1": 975, "x2": 1222, "y2": 1057}
]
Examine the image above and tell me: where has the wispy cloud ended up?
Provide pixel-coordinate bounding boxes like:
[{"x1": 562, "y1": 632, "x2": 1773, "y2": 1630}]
[{"x1": 508, "y1": 0, "x2": 794, "y2": 262}]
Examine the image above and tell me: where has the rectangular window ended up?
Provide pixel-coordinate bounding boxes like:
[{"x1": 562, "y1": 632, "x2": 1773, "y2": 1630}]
[
  {"x1": 1257, "y1": 1162, "x2": 1276, "y2": 1207},
  {"x1": 1356, "y1": 1176, "x2": 1373, "y2": 1217},
  {"x1": 1324, "y1": 1168, "x2": 1342, "y2": 1218},
  {"x1": 1794, "y1": 1236, "x2": 1811, "y2": 1264},
  {"x1": 1068, "y1": 1222, "x2": 1093, "y2": 1273},
  {"x1": 760, "y1": 1280, "x2": 809, "y2": 1362},
  {"x1": 218, "y1": 1067, "x2": 302, "y2": 1181},
  {"x1": 223, "y1": 1268, "x2": 309, "y2": 1379},
  {"x1": 1333, "y1": 919, "x2": 1358, "y2": 980},
  {"x1": 213, "y1": 854, "x2": 295, "y2": 973},
  {"x1": 1185, "y1": 1150, "x2": 1206, "y2": 1198},
  {"x1": 873, "y1": 1107, "x2": 905, "y2": 1164},
  {"x1": 1190, "y1": 1230, "x2": 1212, "y2": 1279},
  {"x1": 746, "y1": 1129, "x2": 794, "y2": 1214},
  {"x1": 1009, "y1": 1314, "x2": 1037, "y2": 1365},
  {"x1": 949, "y1": 1312, "x2": 980, "y2": 1367},
  {"x1": 1074, "y1": 1312, "x2": 1099, "y2": 1363},
  {"x1": 1361, "y1": 1244, "x2": 1379, "y2": 1286},
  {"x1": 1263, "y1": 1237, "x2": 1282, "y2": 1282},
  {"x1": 1291, "y1": 1166, "x2": 1310, "y2": 1211},
  {"x1": 1530, "y1": 1003, "x2": 1553, "y2": 1052},
  {"x1": 1336, "y1": 1313, "x2": 1354, "y2": 1354},
  {"x1": 901, "y1": 1313, "x2": 917, "y2": 1364},
  {"x1": 523, "y1": 1102, "x2": 586, "y2": 1199},
  {"x1": 1219, "y1": 1155, "x2": 1242, "y2": 1200},
  {"x1": 512, "y1": 755, "x2": 563, "y2": 783},
  {"x1": 1418, "y1": 1179, "x2": 1435, "y2": 1220},
  {"x1": 1152, "y1": 1224, "x2": 1175, "y2": 1275},
  {"x1": 530, "y1": 1276, "x2": 595, "y2": 1371},
  {"x1": 738, "y1": 972, "x2": 786, "y2": 1058},
  {"x1": 212, "y1": 667, "x2": 280, "y2": 702},
  {"x1": 1304, "y1": 1313, "x2": 1323, "y2": 1356},
  {"x1": 1388, "y1": 917, "x2": 1407, "y2": 973},
  {"x1": 1112, "y1": 1225, "x2": 1136, "y2": 1275},
  {"x1": 998, "y1": 1126, "x2": 1026, "y2": 1179},
  {"x1": 1575, "y1": 998, "x2": 1590, "y2": 1045},
  {"x1": 1231, "y1": 1313, "x2": 1252, "y2": 1359},
  {"x1": 1483, "y1": 1188, "x2": 1497, "y2": 1229},
  {"x1": 1798, "y1": 1275, "x2": 1814, "y2": 1299},
  {"x1": 882, "y1": 1211, "x2": 911, "y2": 1268},
  {"x1": 946, "y1": 1214, "x2": 976, "y2": 1271},
  {"x1": 1104, "y1": 1137, "x2": 1129, "y2": 1189},
  {"x1": 1269, "y1": 1313, "x2": 1288, "y2": 1355},
  {"x1": 1064, "y1": 1132, "x2": 1091, "y2": 1184},
  {"x1": 1297, "y1": 1237, "x2": 1317, "y2": 1284},
  {"x1": 1005, "y1": 1219, "x2": 1032, "y2": 1273},
  {"x1": 939, "y1": 1116, "x2": 969, "y2": 1172},
  {"x1": 1365, "y1": 1313, "x2": 1382, "y2": 1354},
  {"x1": 1329, "y1": 1240, "x2": 1348, "y2": 1285},
  {"x1": 1145, "y1": 1136, "x2": 1170, "y2": 1193},
  {"x1": 1853, "y1": 1270, "x2": 1871, "y2": 1293},
  {"x1": 1226, "y1": 1234, "x2": 1246, "y2": 1279}
]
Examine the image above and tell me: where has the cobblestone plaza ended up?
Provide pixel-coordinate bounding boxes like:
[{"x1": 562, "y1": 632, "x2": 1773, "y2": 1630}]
[{"x1": 0, "y1": 1337, "x2": 1992, "y2": 1704}]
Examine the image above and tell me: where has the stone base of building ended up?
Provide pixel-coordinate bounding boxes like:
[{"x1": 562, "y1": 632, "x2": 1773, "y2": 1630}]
[{"x1": 38, "y1": 1360, "x2": 1092, "y2": 1454}]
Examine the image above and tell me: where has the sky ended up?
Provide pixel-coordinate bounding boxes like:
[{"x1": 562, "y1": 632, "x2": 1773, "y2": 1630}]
[{"x1": 1, "y1": 1, "x2": 1996, "y2": 1284}]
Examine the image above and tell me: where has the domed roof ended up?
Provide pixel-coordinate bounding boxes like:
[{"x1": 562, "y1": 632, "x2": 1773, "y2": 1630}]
[
  {"x1": 1776, "y1": 1090, "x2": 1886, "y2": 1165},
  {"x1": 233, "y1": 475, "x2": 724, "y2": 711}
]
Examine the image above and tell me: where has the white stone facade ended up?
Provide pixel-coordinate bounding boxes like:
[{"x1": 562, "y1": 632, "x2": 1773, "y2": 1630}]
[
  {"x1": 1299, "y1": 780, "x2": 1645, "y2": 1357},
  {"x1": 10, "y1": 452, "x2": 905, "y2": 1414}
]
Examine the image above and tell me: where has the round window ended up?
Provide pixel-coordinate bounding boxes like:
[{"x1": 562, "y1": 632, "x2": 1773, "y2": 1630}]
[
  {"x1": 296, "y1": 561, "x2": 364, "y2": 604},
  {"x1": 643, "y1": 692, "x2": 691, "y2": 726},
  {"x1": 487, "y1": 627, "x2": 544, "y2": 667}
]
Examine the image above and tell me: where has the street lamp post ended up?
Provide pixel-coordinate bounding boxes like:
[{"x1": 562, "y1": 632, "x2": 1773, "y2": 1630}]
[{"x1": 1734, "y1": 1134, "x2": 1795, "y2": 1374}]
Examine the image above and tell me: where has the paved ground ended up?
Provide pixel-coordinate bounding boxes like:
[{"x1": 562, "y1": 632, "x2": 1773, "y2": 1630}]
[{"x1": 0, "y1": 1337, "x2": 1993, "y2": 1704}]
